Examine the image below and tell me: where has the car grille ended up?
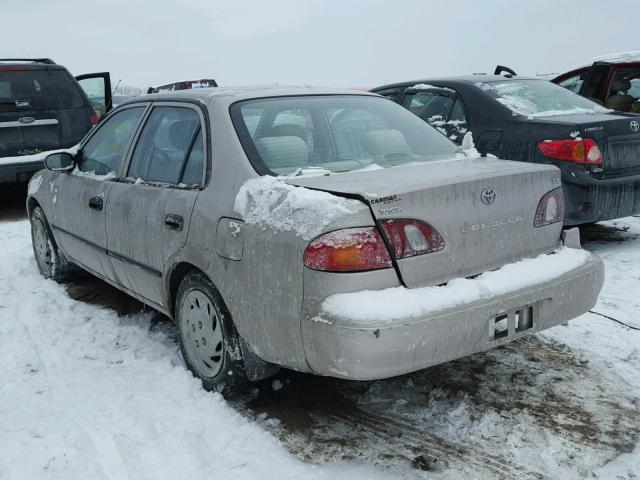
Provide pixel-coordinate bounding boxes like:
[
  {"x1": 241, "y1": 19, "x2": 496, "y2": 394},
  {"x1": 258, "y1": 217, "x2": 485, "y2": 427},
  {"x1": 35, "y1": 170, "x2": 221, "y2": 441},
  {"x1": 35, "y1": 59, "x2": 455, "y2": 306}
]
[{"x1": 605, "y1": 137, "x2": 640, "y2": 173}]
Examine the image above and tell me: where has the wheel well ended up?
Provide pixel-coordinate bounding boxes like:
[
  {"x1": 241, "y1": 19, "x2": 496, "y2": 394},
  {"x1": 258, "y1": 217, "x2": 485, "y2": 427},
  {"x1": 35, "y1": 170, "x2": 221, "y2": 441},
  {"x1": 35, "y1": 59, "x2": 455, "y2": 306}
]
[
  {"x1": 168, "y1": 262, "x2": 206, "y2": 318},
  {"x1": 26, "y1": 197, "x2": 40, "y2": 218}
]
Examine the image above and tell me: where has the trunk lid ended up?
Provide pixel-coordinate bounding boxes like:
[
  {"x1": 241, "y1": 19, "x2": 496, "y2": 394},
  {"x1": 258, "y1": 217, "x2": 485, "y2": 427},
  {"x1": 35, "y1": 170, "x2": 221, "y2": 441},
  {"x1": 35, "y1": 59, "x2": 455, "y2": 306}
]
[
  {"x1": 288, "y1": 157, "x2": 563, "y2": 288},
  {"x1": 537, "y1": 112, "x2": 640, "y2": 175}
]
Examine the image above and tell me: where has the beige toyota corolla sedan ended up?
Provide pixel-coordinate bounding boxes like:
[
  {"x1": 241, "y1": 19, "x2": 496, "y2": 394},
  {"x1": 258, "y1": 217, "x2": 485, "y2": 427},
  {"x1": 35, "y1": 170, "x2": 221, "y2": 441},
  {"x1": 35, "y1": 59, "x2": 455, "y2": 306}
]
[{"x1": 26, "y1": 86, "x2": 604, "y2": 393}]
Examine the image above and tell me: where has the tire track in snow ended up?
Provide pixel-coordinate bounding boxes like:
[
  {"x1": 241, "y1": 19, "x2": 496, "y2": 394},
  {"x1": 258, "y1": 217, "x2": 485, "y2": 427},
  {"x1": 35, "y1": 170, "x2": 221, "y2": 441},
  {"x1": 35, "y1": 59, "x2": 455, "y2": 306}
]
[
  {"x1": 15, "y1": 297, "x2": 130, "y2": 480},
  {"x1": 316, "y1": 406, "x2": 545, "y2": 479}
]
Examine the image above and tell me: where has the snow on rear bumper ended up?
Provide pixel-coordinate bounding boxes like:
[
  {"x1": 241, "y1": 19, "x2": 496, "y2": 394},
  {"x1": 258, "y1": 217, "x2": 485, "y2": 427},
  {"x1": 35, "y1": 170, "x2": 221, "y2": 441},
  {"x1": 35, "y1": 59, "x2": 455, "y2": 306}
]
[{"x1": 302, "y1": 248, "x2": 604, "y2": 380}]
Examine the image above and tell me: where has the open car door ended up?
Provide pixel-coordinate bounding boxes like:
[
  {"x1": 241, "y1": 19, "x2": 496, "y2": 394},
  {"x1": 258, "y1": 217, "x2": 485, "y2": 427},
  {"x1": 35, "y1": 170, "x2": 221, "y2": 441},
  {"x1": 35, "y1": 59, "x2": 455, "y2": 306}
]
[{"x1": 75, "y1": 72, "x2": 112, "y2": 120}]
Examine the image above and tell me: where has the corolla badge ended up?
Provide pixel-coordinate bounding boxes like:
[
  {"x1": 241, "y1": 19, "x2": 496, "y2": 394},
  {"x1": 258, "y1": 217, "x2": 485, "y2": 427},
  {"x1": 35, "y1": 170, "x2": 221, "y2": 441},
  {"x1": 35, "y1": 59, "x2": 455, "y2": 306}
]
[
  {"x1": 631, "y1": 120, "x2": 640, "y2": 133},
  {"x1": 18, "y1": 116, "x2": 36, "y2": 124},
  {"x1": 481, "y1": 188, "x2": 497, "y2": 205}
]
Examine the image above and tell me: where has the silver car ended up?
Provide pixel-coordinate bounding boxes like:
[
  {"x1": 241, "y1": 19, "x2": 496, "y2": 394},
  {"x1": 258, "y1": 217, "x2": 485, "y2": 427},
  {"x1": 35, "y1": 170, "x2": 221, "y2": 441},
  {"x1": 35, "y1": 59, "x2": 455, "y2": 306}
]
[{"x1": 26, "y1": 87, "x2": 604, "y2": 393}]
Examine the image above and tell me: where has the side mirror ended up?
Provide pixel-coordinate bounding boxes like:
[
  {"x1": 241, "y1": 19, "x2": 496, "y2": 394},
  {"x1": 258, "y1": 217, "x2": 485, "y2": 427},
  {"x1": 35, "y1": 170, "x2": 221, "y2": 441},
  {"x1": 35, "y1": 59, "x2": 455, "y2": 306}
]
[{"x1": 44, "y1": 152, "x2": 75, "y2": 172}]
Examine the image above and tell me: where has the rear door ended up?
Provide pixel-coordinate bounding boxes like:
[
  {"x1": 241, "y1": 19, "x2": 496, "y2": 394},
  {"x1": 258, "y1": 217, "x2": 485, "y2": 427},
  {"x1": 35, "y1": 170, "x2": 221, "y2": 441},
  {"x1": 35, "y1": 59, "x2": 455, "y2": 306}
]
[
  {"x1": 75, "y1": 72, "x2": 112, "y2": 119},
  {"x1": 52, "y1": 105, "x2": 146, "y2": 277},
  {"x1": 105, "y1": 103, "x2": 205, "y2": 306}
]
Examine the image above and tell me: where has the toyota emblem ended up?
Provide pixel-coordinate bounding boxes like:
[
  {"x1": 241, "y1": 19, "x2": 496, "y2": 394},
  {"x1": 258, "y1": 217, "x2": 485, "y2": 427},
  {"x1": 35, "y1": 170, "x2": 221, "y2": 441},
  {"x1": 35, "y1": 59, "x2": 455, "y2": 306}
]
[
  {"x1": 18, "y1": 116, "x2": 36, "y2": 124},
  {"x1": 631, "y1": 120, "x2": 640, "y2": 133},
  {"x1": 481, "y1": 188, "x2": 497, "y2": 205}
]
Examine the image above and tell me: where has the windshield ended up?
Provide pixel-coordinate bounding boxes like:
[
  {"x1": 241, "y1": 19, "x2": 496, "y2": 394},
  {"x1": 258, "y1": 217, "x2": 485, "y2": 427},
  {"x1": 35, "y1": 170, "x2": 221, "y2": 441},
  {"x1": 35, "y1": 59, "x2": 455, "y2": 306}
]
[
  {"x1": 231, "y1": 95, "x2": 461, "y2": 176},
  {"x1": 479, "y1": 79, "x2": 611, "y2": 118},
  {"x1": 0, "y1": 70, "x2": 85, "y2": 112}
]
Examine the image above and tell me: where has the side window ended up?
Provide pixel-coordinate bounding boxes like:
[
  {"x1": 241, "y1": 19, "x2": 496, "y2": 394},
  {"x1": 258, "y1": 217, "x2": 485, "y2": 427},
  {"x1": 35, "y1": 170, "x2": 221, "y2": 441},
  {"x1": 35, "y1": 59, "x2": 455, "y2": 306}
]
[
  {"x1": 558, "y1": 72, "x2": 586, "y2": 94},
  {"x1": 403, "y1": 91, "x2": 455, "y2": 125},
  {"x1": 181, "y1": 130, "x2": 204, "y2": 185},
  {"x1": 449, "y1": 99, "x2": 467, "y2": 123},
  {"x1": 403, "y1": 92, "x2": 436, "y2": 112},
  {"x1": 375, "y1": 89, "x2": 402, "y2": 102},
  {"x1": 79, "y1": 107, "x2": 145, "y2": 175},
  {"x1": 127, "y1": 106, "x2": 202, "y2": 185},
  {"x1": 446, "y1": 98, "x2": 468, "y2": 144}
]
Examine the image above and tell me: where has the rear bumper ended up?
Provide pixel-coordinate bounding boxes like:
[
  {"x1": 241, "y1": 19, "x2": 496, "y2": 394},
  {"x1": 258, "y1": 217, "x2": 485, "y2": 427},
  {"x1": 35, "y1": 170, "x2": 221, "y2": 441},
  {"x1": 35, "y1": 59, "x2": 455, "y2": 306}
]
[
  {"x1": 0, "y1": 160, "x2": 43, "y2": 184},
  {"x1": 563, "y1": 170, "x2": 640, "y2": 224},
  {"x1": 301, "y1": 248, "x2": 604, "y2": 380}
]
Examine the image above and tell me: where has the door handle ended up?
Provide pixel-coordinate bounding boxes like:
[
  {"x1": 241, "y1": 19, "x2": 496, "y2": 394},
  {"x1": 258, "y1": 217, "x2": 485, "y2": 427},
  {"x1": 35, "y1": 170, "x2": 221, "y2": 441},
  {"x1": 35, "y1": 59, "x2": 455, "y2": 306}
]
[
  {"x1": 88, "y1": 196, "x2": 103, "y2": 211},
  {"x1": 165, "y1": 214, "x2": 184, "y2": 231}
]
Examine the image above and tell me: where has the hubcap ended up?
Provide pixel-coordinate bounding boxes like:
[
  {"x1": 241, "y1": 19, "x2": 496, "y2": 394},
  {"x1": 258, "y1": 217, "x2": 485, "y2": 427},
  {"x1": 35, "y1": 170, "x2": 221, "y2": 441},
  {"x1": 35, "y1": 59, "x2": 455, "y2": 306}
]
[
  {"x1": 180, "y1": 290, "x2": 224, "y2": 378},
  {"x1": 32, "y1": 219, "x2": 52, "y2": 272}
]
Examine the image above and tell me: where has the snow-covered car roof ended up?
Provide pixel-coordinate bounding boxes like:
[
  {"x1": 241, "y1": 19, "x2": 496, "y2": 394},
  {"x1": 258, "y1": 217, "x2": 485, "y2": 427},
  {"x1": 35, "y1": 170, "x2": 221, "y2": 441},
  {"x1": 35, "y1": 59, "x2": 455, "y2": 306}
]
[{"x1": 591, "y1": 50, "x2": 640, "y2": 64}]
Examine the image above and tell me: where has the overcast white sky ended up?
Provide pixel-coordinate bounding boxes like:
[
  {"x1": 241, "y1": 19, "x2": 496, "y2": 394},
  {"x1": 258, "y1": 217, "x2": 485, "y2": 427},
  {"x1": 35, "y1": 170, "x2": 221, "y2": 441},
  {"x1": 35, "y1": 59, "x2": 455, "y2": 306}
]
[{"x1": 1, "y1": 0, "x2": 638, "y2": 91}]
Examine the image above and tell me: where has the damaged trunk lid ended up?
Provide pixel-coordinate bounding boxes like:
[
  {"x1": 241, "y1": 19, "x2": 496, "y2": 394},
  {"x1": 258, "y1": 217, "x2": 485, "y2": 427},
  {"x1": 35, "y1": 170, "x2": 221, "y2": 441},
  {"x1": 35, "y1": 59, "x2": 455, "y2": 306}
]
[{"x1": 288, "y1": 157, "x2": 563, "y2": 288}]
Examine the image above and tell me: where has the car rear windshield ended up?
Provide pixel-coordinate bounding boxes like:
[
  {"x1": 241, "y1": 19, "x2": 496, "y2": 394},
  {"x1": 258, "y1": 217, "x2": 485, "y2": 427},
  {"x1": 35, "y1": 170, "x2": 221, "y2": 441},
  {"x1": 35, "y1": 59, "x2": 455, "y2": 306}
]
[
  {"x1": 479, "y1": 79, "x2": 610, "y2": 118},
  {"x1": 231, "y1": 95, "x2": 461, "y2": 176},
  {"x1": 0, "y1": 69, "x2": 85, "y2": 112}
]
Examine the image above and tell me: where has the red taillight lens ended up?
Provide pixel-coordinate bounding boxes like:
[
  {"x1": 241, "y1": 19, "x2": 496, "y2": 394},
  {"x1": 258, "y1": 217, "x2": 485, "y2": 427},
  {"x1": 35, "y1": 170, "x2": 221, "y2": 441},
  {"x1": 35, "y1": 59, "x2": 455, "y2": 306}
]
[
  {"x1": 379, "y1": 219, "x2": 445, "y2": 258},
  {"x1": 303, "y1": 227, "x2": 393, "y2": 272},
  {"x1": 90, "y1": 114, "x2": 98, "y2": 126},
  {"x1": 534, "y1": 188, "x2": 565, "y2": 227},
  {"x1": 537, "y1": 138, "x2": 602, "y2": 165}
]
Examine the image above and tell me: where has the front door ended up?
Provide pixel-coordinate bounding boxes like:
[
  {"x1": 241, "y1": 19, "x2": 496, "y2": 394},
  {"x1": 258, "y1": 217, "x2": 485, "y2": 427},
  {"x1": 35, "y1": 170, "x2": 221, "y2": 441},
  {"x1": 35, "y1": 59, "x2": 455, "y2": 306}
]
[
  {"x1": 52, "y1": 106, "x2": 146, "y2": 277},
  {"x1": 75, "y1": 72, "x2": 113, "y2": 119},
  {"x1": 106, "y1": 104, "x2": 206, "y2": 306}
]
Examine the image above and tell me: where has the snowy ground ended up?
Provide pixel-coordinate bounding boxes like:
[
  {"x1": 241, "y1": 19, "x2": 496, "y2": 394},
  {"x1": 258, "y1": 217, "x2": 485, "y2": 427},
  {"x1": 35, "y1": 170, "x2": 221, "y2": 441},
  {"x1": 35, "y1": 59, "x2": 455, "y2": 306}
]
[{"x1": 0, "y1": 189, "x2": 639, "y2": 479}]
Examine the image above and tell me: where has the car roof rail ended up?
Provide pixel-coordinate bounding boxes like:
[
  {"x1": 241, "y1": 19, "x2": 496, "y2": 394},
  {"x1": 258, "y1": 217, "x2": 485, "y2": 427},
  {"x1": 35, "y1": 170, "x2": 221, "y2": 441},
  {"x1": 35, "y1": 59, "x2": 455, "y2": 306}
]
[
  {"x1": 0, "y1": 58, "x2": 56, "y2": 65},
  {"x1": 494, "y1": 65, "x2": 517, "y2": 76}
]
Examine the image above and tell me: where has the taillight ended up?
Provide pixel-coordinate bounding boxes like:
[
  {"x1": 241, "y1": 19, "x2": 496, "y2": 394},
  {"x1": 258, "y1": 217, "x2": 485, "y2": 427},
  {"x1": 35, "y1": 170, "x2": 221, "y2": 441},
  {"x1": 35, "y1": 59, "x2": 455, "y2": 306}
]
[
  {"x1": 537, "y1": 138, "x2": 603, "y2": 165},
  {"x1": 90, "y1": 114, "x2": 98, "y2": 126},
  {"x1": 379, "y1": 219, "x2": 445, "y2": 258},
  {"x1": 534, "y1": 188, "x2": 565, "y2": 227},
  {"x1": 303, "y1": 227, "x2": 392, "y2": 272}
]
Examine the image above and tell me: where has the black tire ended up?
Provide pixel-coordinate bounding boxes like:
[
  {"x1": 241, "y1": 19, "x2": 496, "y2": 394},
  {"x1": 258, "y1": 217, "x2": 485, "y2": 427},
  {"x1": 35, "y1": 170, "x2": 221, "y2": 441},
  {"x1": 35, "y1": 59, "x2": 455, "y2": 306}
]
[
  {"x1": 30, "y1": 206, "x2": 73, "y2": 282},
  {"x1": 175, "y1": 271, "x2": 246, "y2": 394}
]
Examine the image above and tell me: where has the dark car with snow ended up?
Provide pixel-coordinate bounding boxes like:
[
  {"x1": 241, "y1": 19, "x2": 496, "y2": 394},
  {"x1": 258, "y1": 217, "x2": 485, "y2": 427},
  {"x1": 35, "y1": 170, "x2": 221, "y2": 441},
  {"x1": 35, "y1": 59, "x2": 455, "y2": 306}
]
[
  {"x1": 0, "y1": 58, "x2": 112, "y2": 186},
  {"x1": 372, "y1": 76, "x2": 640, "y2": 225},
  {"x1": 552, "y1": 51, "x2": 640, "y2": 113},
  {"x1": 147, "y1": 79, "x2": 218, "y2": 94},
  {"x1": 26, "y1": 86, "x2": 603, "y2": 394}
]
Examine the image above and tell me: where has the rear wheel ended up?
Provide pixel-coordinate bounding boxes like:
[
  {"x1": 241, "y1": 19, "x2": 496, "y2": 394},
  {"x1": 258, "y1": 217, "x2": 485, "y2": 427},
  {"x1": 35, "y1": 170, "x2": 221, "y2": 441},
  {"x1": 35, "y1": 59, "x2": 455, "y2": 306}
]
[
  {"x1": 176, "y1": 271, "x2": 245, "y2": 393},
  {"x1": 30, "y1": 206, "x2": 72, "y2": 282}
]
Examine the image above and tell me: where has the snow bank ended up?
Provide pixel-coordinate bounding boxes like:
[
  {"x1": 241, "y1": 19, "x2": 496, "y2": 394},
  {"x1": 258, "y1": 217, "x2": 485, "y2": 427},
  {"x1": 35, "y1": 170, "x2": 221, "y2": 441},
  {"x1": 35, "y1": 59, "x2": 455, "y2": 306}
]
[
  {"x1": 322, "y1": 247, "x2": 592, "y2": 323},
  {"x1": 0, "y1": 144, "x2": 80, "y2": 167},
  {"x1": 234, "y1": 176, "x2": 361, "y2": 240},
  {"x1": 0, "y1": 220, "x2": 399, "y2": 480}
]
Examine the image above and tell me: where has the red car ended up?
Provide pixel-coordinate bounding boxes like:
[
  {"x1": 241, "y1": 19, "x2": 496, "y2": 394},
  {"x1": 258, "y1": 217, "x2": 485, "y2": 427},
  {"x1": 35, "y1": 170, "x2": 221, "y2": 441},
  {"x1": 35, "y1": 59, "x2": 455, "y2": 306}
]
[{"x1": 552, "y1": 52, "x2": 640, "y2": 113}]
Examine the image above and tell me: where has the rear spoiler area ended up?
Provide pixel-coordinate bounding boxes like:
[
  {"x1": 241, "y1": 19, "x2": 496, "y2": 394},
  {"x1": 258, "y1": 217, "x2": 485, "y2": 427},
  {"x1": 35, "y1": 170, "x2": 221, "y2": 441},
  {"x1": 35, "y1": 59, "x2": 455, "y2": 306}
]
[{"x1": 494, "y1": 65, "x2": 517, "y2": 76}]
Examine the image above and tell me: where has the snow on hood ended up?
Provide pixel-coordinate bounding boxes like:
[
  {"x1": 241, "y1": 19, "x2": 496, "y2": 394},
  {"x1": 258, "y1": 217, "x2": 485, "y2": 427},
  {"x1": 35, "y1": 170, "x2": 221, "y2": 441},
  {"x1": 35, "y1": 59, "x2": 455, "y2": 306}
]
[
  {"x1": 234, "y1": 176, "x2": 362, "y2": 240},
  {"x1": 321, "y1": 247, "x2": 593, "y2": 324},
  {"x1": 27, "y1": 173, "x2": 44, "y2": 195}
]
